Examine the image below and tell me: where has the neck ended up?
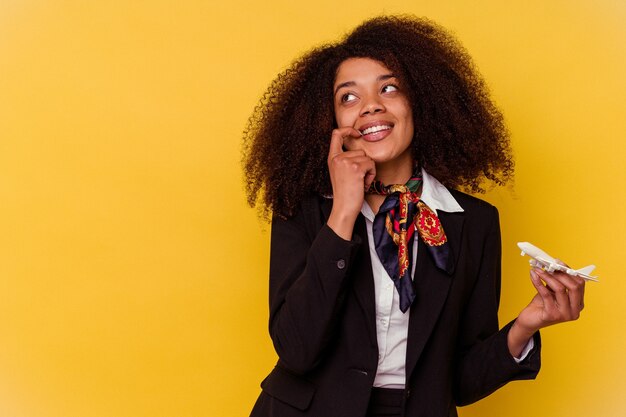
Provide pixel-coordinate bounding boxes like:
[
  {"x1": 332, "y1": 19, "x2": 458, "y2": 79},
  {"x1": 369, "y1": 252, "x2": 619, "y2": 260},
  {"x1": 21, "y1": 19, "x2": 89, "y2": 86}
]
[
  {"x1": 374, "y1": 154, "x2": 415, "y2": 185},
  {"x1": 365, "y1": 155, "x2": 416, "y2": 215}
]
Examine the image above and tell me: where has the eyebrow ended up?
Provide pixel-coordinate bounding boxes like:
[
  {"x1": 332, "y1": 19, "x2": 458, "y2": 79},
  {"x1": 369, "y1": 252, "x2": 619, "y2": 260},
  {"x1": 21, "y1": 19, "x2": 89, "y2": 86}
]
[{"x1": 334, "y1": 74, "x2": 397, "y2": 96}]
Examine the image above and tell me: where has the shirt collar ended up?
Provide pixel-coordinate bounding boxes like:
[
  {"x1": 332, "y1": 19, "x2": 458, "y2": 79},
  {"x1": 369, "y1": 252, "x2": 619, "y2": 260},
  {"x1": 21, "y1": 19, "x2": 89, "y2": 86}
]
[
  {"x1": 361, "y1": 168, "x2": 464, "y2": 221},
  {"x1": 420, "y1": 168, "x2": 464, "y2": 214}
]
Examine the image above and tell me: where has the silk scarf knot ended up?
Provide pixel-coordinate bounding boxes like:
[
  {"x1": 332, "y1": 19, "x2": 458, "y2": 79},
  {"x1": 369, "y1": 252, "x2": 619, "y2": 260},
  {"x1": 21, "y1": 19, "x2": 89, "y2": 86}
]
[{"x1": 367, "y1": 171, "x2": 453, "y2": 312}]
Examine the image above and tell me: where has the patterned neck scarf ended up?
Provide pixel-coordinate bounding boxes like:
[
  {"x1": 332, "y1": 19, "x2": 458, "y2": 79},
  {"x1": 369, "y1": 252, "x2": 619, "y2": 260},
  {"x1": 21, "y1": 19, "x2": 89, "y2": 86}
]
[{"x1": 367, "y1": 170, "x2": 453, "y2": 312}]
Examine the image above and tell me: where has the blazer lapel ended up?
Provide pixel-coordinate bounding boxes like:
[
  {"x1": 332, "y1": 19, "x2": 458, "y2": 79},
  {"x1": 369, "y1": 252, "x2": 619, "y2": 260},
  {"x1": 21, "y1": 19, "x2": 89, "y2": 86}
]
[
  {"x1": 350, "y1": 215, "x2": 378, "y2": 346},
  {"x1": 405, "y1": 210, "x2": 465, "y2": 379},
  {"x1": 320, "y1": 198, "x2": 378, "y2": 346}
]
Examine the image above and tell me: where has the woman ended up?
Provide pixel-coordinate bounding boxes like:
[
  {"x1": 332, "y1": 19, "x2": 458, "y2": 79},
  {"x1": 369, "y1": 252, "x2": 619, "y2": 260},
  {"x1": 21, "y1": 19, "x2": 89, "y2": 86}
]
[{"x1": 243, "y1": 16, "x2": 585, "y2": 417}]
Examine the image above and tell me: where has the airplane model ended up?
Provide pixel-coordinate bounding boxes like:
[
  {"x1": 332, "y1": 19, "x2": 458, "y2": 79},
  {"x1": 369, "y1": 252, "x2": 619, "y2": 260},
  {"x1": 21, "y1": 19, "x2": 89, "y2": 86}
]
[{"x1": 517, "y1": 242, "x2": 599, "y2": 282}]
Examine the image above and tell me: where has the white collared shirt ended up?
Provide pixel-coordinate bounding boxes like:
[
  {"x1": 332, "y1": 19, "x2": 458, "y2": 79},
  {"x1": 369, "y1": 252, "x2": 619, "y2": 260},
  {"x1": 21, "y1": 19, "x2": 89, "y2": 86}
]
[{"x1": 361, "y1": 169, "x2": 532, "y2": 388}]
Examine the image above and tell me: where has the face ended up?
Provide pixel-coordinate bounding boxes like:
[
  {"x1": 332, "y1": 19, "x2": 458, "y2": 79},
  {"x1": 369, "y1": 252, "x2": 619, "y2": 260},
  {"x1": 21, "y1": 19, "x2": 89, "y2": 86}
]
[{"x1": 333, "y1": 58, "x2": 414, "y2": 168}]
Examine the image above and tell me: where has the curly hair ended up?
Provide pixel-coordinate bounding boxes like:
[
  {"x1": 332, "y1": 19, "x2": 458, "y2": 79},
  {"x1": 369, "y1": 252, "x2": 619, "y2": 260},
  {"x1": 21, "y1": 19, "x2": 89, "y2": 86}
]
[{"x1": 243, "y1": 15, "x2": 514, "y2": 219}]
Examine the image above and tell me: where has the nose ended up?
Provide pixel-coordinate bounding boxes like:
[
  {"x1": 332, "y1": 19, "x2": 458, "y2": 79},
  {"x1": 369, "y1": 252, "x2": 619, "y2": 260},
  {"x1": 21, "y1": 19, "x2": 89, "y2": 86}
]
[{"x1": 360, "y1": 96, "x2": 385, "y2": 116}]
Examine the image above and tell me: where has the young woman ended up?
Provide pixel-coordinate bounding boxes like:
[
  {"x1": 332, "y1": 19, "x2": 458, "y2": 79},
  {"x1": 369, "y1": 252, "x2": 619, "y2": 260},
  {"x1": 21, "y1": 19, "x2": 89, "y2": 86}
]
[{"x1": 243, "y1": 16, "x2": 585, "y2": 417}]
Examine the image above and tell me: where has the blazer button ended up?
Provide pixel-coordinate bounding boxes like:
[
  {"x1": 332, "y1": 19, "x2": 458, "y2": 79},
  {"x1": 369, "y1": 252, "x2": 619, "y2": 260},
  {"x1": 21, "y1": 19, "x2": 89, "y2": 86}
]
[
  {"x1": 336, "y1": 259, "x2": 346, "y2": 269},
  {"x1": 405, "y1": 389, "x2": 411, "y2": 399}
]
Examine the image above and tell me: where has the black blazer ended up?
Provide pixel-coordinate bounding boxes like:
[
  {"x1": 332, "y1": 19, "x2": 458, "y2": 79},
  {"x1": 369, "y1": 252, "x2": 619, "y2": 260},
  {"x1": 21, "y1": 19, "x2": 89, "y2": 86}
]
[{"x1": 251, "y1": 190, "x2": 540, "y2": 417}]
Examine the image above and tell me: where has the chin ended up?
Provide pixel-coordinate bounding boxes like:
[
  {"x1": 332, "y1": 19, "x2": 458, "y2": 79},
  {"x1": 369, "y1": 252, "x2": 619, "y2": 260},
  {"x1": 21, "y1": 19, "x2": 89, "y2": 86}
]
[
  {"x1": 370, "y1": 155, "x2": 401, "y2": 166},
  {"x1": 370, "y1": 148, "x2": 410, "y2": 165}
]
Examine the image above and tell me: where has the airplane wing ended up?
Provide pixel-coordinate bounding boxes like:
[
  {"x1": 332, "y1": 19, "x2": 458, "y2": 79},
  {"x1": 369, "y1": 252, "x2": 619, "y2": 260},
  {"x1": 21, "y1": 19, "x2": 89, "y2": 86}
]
[{"x1": 534, "y1": 256, "x2": 556, "y2": 271}]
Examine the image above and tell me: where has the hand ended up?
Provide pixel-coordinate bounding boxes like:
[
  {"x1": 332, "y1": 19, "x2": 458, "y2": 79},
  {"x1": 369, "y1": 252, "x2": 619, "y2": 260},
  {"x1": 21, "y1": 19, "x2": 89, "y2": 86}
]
[
  {"x1": 326, "y1": 127, "x2": 376, "y2": 240},
  {"x1": 519, "y1": 264, "x2": 586, "y2": 330},
  {"x1": 508, "y1": 263, "x2": 586, "y2": 357}
]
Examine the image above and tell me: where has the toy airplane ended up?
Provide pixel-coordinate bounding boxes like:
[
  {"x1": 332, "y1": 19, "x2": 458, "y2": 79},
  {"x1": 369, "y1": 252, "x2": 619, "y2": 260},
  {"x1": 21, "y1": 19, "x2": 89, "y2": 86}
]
[{"x1": 517, "y1": 242, "x2": 599, "y2": 282}]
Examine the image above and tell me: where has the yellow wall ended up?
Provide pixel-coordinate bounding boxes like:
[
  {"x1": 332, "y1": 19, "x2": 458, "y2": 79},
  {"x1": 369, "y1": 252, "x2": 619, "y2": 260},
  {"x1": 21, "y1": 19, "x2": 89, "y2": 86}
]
[{"x1": 0, "y1": 1, "x2": 624, "y2": 416}]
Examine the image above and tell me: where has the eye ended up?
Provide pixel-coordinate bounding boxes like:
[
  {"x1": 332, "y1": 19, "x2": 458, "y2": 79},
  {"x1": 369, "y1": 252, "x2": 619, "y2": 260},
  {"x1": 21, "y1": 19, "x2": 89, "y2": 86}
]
[
  {"x1": 341, "y1": 92, "x2": 358, "y2": 103},
  {"x1": 381, "y1": 84, "x2": 399, "y2": 94}
]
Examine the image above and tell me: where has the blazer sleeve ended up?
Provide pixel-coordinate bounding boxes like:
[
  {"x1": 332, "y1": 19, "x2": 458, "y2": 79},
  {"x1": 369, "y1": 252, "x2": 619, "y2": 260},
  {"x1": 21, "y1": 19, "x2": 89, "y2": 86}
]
[
  {"x1": 267, "y1": 200, "x2": 361, "y2": 375},
  {"x1": 453, "y1": 205, "x2": 541, "y2": 406}
]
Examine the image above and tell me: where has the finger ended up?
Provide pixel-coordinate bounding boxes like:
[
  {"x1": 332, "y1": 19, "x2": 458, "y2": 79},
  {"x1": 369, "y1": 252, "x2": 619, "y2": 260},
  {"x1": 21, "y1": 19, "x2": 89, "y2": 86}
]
[
  {"x1": 332, "y1": 154, "x2": 376, "y2": 190},
  {"x1": 529, "y1": 269, "x2": 556, "y2": 309},
  {"x1": 337, "y1": 151, "x2": 368, "y2": 160},
  {"x1": 553, "y1": 271, "x2": 586, "y2": 315},
  {"x1": 328, "y1": 127, "x2": 362, "y2": 161},
  {"x1": 328, "y1": 154, "x2": 374, "y2": 177},
  {"x1": 339, "y1": 155, "x2": 375, "y2": 177},
  {"x1": 534, "y1": 268, "x2": 569, "y2": 310},
  {"x1": 341, "y1": 126, "x2": 363, "y2": 139}
]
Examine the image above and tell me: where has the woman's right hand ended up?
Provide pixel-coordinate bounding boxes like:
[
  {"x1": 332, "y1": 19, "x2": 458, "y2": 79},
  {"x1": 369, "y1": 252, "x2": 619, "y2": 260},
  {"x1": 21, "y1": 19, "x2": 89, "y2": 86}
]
[{"x1": 326, "y1": 127, "x2": 376, "y2": 240}]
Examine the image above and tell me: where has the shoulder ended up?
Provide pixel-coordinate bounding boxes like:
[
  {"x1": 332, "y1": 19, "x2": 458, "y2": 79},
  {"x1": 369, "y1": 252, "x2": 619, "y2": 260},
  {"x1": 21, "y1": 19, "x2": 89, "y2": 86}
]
[
  {"x1": 295, "y1": 193, "x2": 331, "y2": 223},
  {"x1": 448, "y1": 188, "x2": 498, "y2": 218},
  {"x1": 447, "y1": 189, "x2": 500, "y2": 239},
  {"x1": 274, "y1": 194, "x2": 327, "y2": 220},
  {"x1": 272, "y1": 193, "x2": 330, "y2": 239}
]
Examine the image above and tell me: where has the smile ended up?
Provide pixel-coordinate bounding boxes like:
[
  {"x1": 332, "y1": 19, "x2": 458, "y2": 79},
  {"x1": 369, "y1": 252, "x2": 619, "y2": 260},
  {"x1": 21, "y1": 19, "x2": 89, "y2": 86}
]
[{"x1": 359, "y1": 124, "x2": 393, "y2": 136}]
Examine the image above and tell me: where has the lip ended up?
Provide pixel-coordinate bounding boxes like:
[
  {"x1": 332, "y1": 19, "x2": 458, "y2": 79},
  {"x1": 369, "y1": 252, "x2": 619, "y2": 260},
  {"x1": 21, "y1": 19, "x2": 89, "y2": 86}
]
[{"x1": 357, "y1": 121, "x2": 394, "y2": 142}]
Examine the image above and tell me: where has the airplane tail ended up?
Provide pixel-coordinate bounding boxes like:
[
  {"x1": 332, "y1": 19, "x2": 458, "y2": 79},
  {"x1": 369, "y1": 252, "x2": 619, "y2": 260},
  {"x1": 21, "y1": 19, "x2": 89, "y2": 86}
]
[{"x1": 577, "y1": 265, "x2": 596, "y2": 275}]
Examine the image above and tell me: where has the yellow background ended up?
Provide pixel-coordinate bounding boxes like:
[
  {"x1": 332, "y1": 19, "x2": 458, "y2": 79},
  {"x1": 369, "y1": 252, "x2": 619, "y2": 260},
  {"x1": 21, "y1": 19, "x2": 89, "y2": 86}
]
[{"x1": 0, "y1": 1, "x2": 624, "y2": 416}]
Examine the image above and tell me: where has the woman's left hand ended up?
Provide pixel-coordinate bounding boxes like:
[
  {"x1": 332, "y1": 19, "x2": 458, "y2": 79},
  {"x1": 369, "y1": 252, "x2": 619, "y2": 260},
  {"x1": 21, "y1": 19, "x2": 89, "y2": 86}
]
[{"x1": 508, "y1": 264, "x2": 586, "y2": 357}]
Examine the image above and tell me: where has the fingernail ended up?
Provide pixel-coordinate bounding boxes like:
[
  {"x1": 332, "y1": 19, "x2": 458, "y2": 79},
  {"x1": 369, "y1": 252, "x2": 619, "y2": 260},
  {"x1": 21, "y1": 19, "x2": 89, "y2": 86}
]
[{"x1": 530, "y1": 270, "x2": 538, "y2": 280}]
